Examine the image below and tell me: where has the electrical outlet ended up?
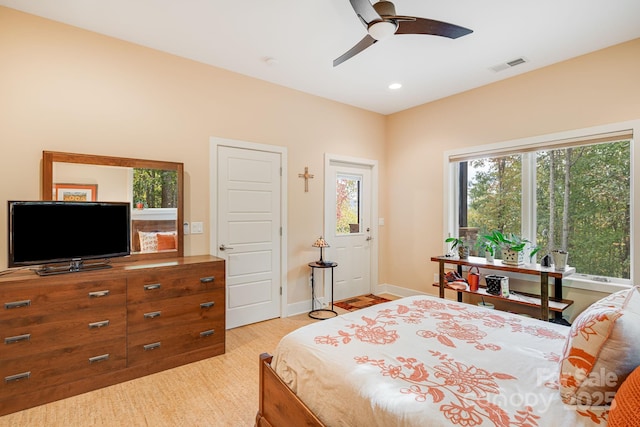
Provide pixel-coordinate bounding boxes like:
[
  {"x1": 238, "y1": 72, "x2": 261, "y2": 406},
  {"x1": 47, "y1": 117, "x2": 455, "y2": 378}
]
[{"x1": 434, "y1": 273, "x2": 439, "y2": 283}]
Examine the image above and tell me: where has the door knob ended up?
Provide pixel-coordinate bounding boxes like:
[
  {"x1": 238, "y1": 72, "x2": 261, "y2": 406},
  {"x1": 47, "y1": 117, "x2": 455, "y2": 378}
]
[{"x1": 219, "y1": 244, "x2": 234, "y2": 251}]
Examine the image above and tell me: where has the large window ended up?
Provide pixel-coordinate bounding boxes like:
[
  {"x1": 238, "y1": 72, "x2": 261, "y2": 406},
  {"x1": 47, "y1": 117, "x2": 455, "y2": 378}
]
[{"x1": 450, "y1": 131, "x2": 632, "y2": 282}]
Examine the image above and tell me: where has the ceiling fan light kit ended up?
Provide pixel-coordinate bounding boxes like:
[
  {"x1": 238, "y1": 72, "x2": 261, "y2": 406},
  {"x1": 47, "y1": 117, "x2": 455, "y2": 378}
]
[
  {"x1": 334, "y1": 0, "x2": 473, "y2": 66},
  {"x1": 368, "y1": 20, "x2": 398, "y2": 40}
]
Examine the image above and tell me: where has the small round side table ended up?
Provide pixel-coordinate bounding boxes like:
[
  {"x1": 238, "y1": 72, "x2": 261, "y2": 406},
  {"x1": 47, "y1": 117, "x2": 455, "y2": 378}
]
[{"x1": 308, "y1": 261, "x2": 338, "y2": 320}]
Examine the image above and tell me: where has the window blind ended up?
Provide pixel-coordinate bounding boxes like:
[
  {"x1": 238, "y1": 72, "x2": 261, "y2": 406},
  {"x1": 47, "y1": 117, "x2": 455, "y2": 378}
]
[{"x1": 448, "y1": 129, "x2": 633, "y2": 163}]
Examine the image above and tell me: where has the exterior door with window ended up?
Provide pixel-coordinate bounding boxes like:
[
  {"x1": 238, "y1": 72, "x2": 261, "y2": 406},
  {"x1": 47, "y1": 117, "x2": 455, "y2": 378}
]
[{"x1": 325, "y1": 159, "x2": 373, "y2": 301}]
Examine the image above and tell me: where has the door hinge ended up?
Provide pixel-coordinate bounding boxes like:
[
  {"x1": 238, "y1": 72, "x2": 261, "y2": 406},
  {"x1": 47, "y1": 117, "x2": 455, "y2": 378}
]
[
  {"x1": 280, "y1": 287, "x2": 282, "y2": 295},
  {"x1": 280, "y1": 227, "x2": 282, "y2": 236},
  {"x1": 280, "y1": 167, "x2": 282, "y2": 176}
]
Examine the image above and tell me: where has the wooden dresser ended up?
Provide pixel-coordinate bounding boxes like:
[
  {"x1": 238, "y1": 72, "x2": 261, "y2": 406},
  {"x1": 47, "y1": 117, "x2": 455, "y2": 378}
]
[{"x1": 0, "y1": 255, "x2": 225, "y2": 416}]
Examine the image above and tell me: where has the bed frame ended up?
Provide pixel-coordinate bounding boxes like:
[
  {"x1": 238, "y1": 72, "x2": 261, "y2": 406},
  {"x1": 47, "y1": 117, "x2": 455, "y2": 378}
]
[{"x1": 256, "y1": 353, "x2": 324, "y2": 427}]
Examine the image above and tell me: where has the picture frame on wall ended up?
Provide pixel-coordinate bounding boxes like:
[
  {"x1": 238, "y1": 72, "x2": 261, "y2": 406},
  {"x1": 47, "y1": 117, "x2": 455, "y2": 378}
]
[{"x1": 53, "y1": 183, "x2": 98, "y2": 201}]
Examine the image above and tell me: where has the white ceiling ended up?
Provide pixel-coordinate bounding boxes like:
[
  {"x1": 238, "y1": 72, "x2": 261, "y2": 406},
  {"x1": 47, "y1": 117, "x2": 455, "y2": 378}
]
[{"x1": 2, "y1": 0, "x2": 640, "y2": 115}]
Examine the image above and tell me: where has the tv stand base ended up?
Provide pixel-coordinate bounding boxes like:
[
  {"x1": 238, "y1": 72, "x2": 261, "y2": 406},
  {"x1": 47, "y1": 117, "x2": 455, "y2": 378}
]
[{"x1": 35, "y1": 260, "x2": 111, "y2": 276}]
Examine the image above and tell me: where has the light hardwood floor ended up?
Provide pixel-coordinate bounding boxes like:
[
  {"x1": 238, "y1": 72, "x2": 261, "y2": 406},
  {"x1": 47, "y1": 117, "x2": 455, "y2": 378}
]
[{"x1": 0, "y1": 313, "x2": 317, "y2": 427}]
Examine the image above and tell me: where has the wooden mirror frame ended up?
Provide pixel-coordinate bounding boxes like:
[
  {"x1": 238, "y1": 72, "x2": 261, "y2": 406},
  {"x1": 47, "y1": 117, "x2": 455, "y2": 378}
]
[{"x1": 42, "y1": 151, "x2": 184, "y2": 261}]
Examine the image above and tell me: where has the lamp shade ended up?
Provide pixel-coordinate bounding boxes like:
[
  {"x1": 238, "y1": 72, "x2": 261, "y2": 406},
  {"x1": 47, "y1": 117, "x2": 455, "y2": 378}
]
[{"x1": 312, "y1": 237, "x2": 329, "y2": 248}]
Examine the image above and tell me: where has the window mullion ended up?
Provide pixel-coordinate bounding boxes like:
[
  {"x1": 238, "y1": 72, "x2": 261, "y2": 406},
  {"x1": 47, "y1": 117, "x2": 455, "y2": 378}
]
[{"x1": 521, "y1": 153, "x2": 537, "y2": 248}]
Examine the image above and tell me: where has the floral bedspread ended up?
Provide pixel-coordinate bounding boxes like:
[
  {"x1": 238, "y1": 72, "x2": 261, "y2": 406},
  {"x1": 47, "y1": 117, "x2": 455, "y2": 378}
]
[{"x1": 271, "y1": 295, "x2": 608, "y2": 426}]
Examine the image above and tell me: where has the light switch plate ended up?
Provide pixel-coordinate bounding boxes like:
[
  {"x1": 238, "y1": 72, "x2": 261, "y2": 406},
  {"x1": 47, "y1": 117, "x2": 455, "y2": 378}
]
[{"x1": 191, "y1": 222, "x2": 203, "y2": 234}]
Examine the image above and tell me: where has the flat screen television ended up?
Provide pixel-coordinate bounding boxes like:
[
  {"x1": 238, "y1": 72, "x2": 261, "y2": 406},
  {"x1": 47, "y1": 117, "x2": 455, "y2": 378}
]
[{"x1": 8, "y1": 201, "x2": 131, "y2": 275}]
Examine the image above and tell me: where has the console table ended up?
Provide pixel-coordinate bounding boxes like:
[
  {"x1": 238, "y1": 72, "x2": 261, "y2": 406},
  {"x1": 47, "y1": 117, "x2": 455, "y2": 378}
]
[{"x1": 430, "y1": 255, "x2": 574, "y2": 321}]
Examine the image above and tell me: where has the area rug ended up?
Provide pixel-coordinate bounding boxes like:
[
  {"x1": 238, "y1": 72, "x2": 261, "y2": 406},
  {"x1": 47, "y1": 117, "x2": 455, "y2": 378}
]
[{"x1": 334, "y1": 294, "x2": 391, "y2": 312}]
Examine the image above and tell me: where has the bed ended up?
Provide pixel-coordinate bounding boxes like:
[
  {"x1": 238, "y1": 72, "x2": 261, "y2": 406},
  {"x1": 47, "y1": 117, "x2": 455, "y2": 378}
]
[{"x1": 257, "y1": 289, "x2": 640, "y2": 426}]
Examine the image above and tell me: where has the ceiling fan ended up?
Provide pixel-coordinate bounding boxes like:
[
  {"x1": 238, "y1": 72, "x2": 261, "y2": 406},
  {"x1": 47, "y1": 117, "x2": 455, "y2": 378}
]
[{"x1": 334, "y1": 0, "x2": 473, "y2": 67}]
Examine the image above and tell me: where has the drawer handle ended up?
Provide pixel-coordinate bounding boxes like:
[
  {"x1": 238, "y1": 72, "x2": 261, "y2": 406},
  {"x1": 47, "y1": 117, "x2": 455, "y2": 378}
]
[
  {"x1": 88, "y1": 320, "x2": 110, "y2": 329},
  {"x1": 5, "y1": 334, "x2": 31, "y2": 344},
  {"x1": 89, "y1": 354, "x2": 110, "y2": 364},
  {"x1": 200, "y1": 301, "x2": 215, "y2": 309},
  {"x1": 5, "y1": 372, "x2": 31, "y2": 383},
  {"x1": 88, "y1": 290, "x2": 110, "y2": 298},
  {"x1": 143, "y1": 342, "x2": 161, "y2": 351},
  {"x1": 144, "y1": 283, "x2": 162, "y2": 291},
  {"x1": 200, "y1": 276, "x2": 214, "y2": 283},
  {"x1": 143, "y1": 311, "x2": 161, "y2": 319},
  {"x1": 5, "y1": 300, "x2": 31, "y2": 310},
  {"x1": 200, "y1": 329, "x2": 215, "y2": 338}
]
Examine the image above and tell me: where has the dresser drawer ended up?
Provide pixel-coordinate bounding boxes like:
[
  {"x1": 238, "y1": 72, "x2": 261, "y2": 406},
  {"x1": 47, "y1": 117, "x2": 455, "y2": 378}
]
[
  {"x1": 128, "y1": 318, "x2": 224, "y2": 366},
  {"x1": 0, "y1": 279, "x2": 126, "y2": 321},
  {"x1": 127, "y1": 263, "x2": 224, "y2": 303},
  {"x1": 127, "y1": 290, "x2": 223, "y2": 335},
  {"x1": 1, "y1": 305, "x2": 126, "y2": 358},
  {"x1": 0, "y1": 337, "x2": 126, "y2": 400}
]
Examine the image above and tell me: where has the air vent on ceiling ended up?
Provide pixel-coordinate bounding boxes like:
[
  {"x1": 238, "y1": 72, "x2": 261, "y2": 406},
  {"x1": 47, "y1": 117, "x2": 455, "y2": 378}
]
[{"x1": 490, "y1": 57, "x2": 528, "y2": 73}]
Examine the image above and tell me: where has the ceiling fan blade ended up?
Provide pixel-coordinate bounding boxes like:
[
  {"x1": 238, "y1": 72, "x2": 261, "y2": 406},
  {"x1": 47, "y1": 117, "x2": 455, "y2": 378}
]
[
  {"x1": 349, "y1": 0, "x2": 382, "y2": 26},
  {"x1": 396, "y1": 17, "x2": 473, "y2": 39},
  {"x1": 333, "y1": 35, "x2": 377, "y2": 67}
]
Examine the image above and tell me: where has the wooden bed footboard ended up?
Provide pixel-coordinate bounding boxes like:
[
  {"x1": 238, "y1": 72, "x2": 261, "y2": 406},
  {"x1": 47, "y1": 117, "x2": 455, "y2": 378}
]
[{"x1": 256, "y1": 353, "x2": 325, "y2": 427}]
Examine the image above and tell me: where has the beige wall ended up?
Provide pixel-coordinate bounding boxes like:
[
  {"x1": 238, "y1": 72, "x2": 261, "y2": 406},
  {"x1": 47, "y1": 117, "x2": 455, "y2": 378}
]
[
  {"x1": 2, "y1": 6, "x2": 638, "y2": 318},
  {"x1": 0, "y1": 7, "x2": 386, "y2": 307},
  {"x1": 384, "y1": 38, "x2": 640, "y2": 319}
]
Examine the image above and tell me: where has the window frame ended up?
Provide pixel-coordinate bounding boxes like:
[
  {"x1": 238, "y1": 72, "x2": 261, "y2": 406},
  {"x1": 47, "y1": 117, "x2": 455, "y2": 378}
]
[{"x1": 443, "y1": 120, "x2": 639, "y2": 292}]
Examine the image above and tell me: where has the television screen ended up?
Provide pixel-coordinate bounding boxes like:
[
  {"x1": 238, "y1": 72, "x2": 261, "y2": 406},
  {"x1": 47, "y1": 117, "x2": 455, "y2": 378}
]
[{"x1": 8, "y1": 201, "x2": 131, "y2": 272}]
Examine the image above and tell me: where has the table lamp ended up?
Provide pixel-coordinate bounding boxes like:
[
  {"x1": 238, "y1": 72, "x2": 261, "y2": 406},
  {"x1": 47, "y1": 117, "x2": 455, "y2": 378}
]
[{"x1": 312, "y1": 236, "x2": 330, "y2": 265}]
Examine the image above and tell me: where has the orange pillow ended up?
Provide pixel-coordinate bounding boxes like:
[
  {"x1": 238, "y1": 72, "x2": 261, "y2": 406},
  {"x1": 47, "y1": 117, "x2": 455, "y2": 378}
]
[
  {"x1": 609, "y1": 365, "x2": 640, "y2": 427},
  {"x1": 157, "y1": 233, "x2": 176, "y2": 251},
  {"x1": 559, "y1": 286, "x2": 640, "y2": 405}
]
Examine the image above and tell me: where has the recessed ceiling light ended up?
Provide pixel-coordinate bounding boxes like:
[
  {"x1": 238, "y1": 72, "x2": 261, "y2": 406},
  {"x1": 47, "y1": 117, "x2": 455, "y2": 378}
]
[
  {"x1": 264, "y1": 57, "x2": 278, "y2": 66},
  {"x1": 388, "y1": 82, "x2": 402, "y2": 90}
]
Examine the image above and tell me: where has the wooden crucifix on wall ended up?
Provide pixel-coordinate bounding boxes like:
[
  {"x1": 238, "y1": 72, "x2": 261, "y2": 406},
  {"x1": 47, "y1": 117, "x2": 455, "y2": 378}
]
[{"x1": 298, "y1": 166, "x2": 314, "y2": 192}]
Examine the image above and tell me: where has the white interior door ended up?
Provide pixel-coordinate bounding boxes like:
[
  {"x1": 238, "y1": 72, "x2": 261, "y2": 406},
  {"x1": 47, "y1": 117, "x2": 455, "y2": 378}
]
[
  {"x1": 217, "y1": 145, "x2": 282, "y2": 329},
  {"x1": 325, "y1": 157, "x2": 375, "y2": 301}
]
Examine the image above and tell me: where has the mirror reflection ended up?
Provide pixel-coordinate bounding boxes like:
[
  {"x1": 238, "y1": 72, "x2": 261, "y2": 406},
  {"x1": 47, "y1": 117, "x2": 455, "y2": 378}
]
[{"x1": 43, "y1": 151, "x2": 184, "y2": 260}]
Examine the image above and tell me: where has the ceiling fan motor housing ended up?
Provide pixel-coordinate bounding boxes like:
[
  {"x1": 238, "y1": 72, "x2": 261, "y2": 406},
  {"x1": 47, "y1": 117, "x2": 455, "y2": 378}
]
[{"x1": 368, "y1": 1, "x2": 398, "y2": 39}]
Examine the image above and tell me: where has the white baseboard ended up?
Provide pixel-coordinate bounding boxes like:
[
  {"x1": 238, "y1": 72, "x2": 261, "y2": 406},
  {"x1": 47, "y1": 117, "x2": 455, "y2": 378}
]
[{"x1": 374, "y1": 283, "x2": 431, "y2": 298}]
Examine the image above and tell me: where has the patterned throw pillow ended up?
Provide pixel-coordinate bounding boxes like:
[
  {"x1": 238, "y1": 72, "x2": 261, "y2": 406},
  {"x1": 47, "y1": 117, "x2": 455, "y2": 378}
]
[
  {"x1": 559, "y1": 286, "x2": 640, "y2": 405},
  {"x1": 138, "y1": 231, "x2": 158, "y2": 253}
]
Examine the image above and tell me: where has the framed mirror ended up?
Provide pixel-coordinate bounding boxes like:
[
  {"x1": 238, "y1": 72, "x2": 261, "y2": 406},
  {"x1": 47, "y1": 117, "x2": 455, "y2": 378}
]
[{"x1": 42, "y1": 151, "x2": 184, "y2": 261}]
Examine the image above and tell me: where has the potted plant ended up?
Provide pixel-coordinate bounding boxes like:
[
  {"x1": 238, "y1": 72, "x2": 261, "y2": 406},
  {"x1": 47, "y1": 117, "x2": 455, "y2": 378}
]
[
  {"x1": 477, "y1": 234, "x2": 498, "y2": 262},
  {"x1": 481, "y1": 231, "x2": 539, "y2": 265},
  {"x1": 445, "y1": 236, "x2": 469, "y2": 259}
]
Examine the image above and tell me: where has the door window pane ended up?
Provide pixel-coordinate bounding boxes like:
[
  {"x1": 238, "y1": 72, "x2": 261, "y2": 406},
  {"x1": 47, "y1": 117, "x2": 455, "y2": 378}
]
[{"x1": 336, "y1": 174, "x2": 361, "y2": 234}]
